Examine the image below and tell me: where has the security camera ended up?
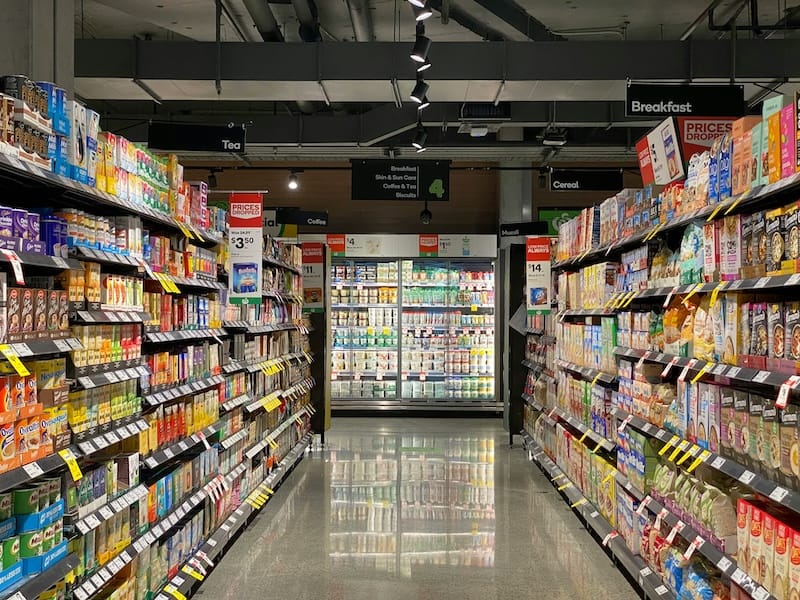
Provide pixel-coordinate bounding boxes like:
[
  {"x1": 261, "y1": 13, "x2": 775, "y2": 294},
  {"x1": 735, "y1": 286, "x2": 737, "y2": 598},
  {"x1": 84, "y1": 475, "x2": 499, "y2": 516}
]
[{"x1": 420, "y1": 207, "x2": 432, "y2": 225}]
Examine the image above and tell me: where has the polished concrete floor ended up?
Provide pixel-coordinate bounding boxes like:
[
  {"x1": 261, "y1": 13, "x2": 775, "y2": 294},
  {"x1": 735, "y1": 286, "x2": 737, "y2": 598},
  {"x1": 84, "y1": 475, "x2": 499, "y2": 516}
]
[{"x1": 199, "y1": 419, "x2": 640, "y2": 600}]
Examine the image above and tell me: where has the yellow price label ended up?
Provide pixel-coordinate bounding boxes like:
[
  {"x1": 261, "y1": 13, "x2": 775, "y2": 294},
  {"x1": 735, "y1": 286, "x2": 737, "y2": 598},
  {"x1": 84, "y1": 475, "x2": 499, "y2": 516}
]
[
  {"x1": 557, "y1": 482, "x2": 573, "y2": 491},
  {"x1": 709, "y1": 282, "x2": 726, "y2": 308},
  {"x1": 668, "y1": 440, "x2": 690, "y2": 462},
  {"x1": 164, "y1": 584, "x2": 187, "y2": 600},
  {"x1": 724, "y1": 195, "x2": 744, "y2": 215},
  {"x1": 268, "y1": 439, "x2": 278, "y2": 450},
  {"x1": 257, "y1": 493, "x2": 269, "y2": 503},
  {"x1": 264, "y1": 487, "x2": 275, "y2": 495},
  {"x1": 591, "y1": 440, "x2": 603, "y2": 454},
  {"x1": 551, "y1": 473, "x2": 566, "y2": 482},
  {"x1": 659, "y1": 435, "x2": 680, "y2": 456},
  {"x1": 602, "y1": 471, "x2": 616, "y2": 485},
  {"x1": 181, "y1": 566, "x2": 204, "y2": 581},
  {"x1": 176, "y1": 222, "x2": 195, "y2": 240},
  {"x1": 590, "y1": 373, "x2": 602, "y2": 387},
  {"x1": 65, "y1": 570, "x2": 76, "y2": 584},
  {"x1": 604, "y1": 294, "x2": 618, "y2": 309},
  {"x1": 470, "y1": 304, "x2": 478, "y2": 312},
  {"x1": 687, "y1": 450, "x2": 711, "y2": 473},
  {"x1": 579, "y1": 431, "x2": 590, "y2": 444},
  {"x1": 58, "y1": 448, "x2": 83, "y2": 481},
  {"x1": 690, "y1": 363, "x2": 712, "y2": 384},
  {"x1": 682, "y1": 283, "x2": 704, "y2": 305},
  {"x1": 623, "y1": 292, "x2": 638, "y2": 308},
  {"x1": 676, "y1": 445, "x2": 698, "y2": 465},
  {"x1": 154, "y1": 273, "x2": 172, "y2": 293},
  {"x1": 571, "y1": 497, "x2": 588, "y2": 508},
  {"x1": 706, "y1": 201, "x2": 728, "y2": 222},
  {"x1": 0, "y1": 345, "x2": 29, "y2": 377}
]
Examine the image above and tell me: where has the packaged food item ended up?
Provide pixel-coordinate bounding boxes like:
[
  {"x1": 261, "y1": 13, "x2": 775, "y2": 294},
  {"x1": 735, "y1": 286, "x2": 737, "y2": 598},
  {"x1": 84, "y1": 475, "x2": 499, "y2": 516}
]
[
  {"x1": 722, "y1": 215, "x2": 742, "y2": 281},
  {"x1": 748, "y1": 395, "x2": 764, "y2": 471},
  {"x1": 783, "y1": 201, "x2": 800, "y2": 271},
  {"x1": 768, "y1": 302, "x2": 786, "y2": 360},
  {"x1": 766, "y1": 207, "x2": 786, "y2": 274},
  {"x1": 694, "y1": 296, "x2": 715, "y2": 361},
  {"x1": 779, "y1": 404, "x2": 799, "y2": 487},
  {"x1": 774, "y1": 522, "x2": 792, "y2": 599}
]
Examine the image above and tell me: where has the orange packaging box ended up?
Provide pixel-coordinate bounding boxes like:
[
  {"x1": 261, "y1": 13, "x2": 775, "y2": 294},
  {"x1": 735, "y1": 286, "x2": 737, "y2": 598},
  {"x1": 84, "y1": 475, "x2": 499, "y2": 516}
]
[{"x1": 732, "y1": 116, "x2": 761, "y2": 196}]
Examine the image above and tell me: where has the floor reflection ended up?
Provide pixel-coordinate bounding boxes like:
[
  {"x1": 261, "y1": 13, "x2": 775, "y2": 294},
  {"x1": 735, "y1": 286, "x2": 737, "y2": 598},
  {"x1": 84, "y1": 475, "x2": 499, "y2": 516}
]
[{"x1": 327, "y1": 434, "x2": 496, "y2": 577}]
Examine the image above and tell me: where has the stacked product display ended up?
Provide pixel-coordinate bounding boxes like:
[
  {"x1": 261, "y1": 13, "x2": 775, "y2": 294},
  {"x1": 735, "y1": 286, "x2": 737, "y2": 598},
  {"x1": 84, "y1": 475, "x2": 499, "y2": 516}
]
[
  {"x1": 328, "y1": 435, "x2": 495, "y2": 575},
  {"x1": 330, "y1": 259, "x2": 495, "y2": 408},
  {"x1": 0, "y1": 88, "x2": 316, "y2": 600},
  {"x1": 523, "y1": 105, "x2": 800, "y2": 600}
]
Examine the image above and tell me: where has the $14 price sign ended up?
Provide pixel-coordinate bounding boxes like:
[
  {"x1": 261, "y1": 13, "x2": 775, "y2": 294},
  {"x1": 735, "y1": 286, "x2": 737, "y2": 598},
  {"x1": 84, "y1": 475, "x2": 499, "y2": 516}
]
[
  {"x1": 228, "y1": 193, "x2": 264, "y2": 305},
  {"x1": 526, "y1": 237, "x2": 552, "y2": 315}
]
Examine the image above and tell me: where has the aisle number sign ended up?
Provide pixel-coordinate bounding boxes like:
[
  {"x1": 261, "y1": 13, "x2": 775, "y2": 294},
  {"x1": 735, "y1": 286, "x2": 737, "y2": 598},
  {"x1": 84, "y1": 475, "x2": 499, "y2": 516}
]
[
  {"x1": 301, "y1": 242, "x2": 325, "y2": 313},
  {"x1": 526, "y1": 237, "x2": 551, "y2": 315},
  {"x1": 228, "y1": 193, "x2": 263, "y2": 305}
]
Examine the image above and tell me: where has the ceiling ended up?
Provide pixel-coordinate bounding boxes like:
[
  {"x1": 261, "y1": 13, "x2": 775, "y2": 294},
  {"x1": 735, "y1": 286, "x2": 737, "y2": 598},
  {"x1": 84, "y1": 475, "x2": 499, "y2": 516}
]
[{"x1": 73, "y1": 0, "x2": 800, "y2": 162}]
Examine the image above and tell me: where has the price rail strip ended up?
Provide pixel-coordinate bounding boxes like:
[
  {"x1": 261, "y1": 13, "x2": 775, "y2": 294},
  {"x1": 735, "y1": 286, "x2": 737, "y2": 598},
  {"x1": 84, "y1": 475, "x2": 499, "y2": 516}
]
[
  {"x1": 521, "y1": 394, "x2": 616, "y2": 452},
  {"x1": 556, "y1": 360, "x2": 618, "y2": 386},
  {"x1": 73, "y1": 310, "x2": 151, "y2": 324},
  {"x1": 553, "y1": 173, "x2": 800, "y2": 271},
  {"x1": 263, "y1": 254, "x2": 303, "y2": 275},
  {"x1": 75, "y1": 365, "x2": 150, "y2": 390},
  {"x1": 72, "y1": 357, "x2": 146, "y2": 379},
  {"x1": 609, "y1": 407, "x2": 800, "y2": 517},
  {"x1": 520, "y1": 433, "x2": 674, "y2": 600},
  {"x1": 151, "y1": 434, "x2": 312, "y2": 600},
  {"x1": 143, "y1": 419, "x2": 227, "y2": 471},
  {"x1": 3, "y1": 338, "x2": 83, "y2": 358},
  {"x1": 2, "y1": 553, "x2": 81, "y2": 600},
  {"x1": 143, "y1": 375, "x2": 226, "y2": 407},
  {"x1": 245, "y1": 378, "x2": 314, "y2": 415},
  {"x1": 612, "y1": 346, "x2": 789, "y2": 389},
  {"x1": 72, "y1": 484, "x2": 150, "y2": 536},
  {"x1": 220, "y1": 393, "x2": 251, "y2": 413},
  {"x1": 613, "y1": 472, "x2": 776, "y2": 600},
  {"x1": 243, "y1": 406, "x2": 311, "y2": 459},
  {"x1": 144, "y1": 329, "x2": 229, "y2": 344},
  {"x1": 75, "y1": 418, "x2": 149, "y2": 456},
  {"x1": 71, "y1": 247, "x2": 142, "y2": 268}
]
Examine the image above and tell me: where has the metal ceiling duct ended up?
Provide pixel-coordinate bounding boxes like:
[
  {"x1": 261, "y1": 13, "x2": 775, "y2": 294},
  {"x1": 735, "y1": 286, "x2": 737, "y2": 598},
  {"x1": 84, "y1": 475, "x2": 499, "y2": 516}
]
[
  {"x1": 291, "y1": 0, "x2": 322, "y2": 42},
  {"x1": 345, "y1": 0, "x2": 375, "y2": 41},
  {"x1": 242, "y1": 0, "x2": 284, "y2": 41}
]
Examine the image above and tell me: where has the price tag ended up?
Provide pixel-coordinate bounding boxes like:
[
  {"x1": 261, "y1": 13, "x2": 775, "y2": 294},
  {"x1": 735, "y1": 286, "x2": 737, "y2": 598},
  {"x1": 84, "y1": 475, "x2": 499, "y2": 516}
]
[
  {"x1": 75, "y1": 588, "x2": 88, "y2": 600},
  {"x1": 752, "y1": 588, "x2": 771, "y2": 600},
  {"x1": 716, "y1": 555, "x2": 733, "y2": 572},
  {"x1": 683, "y1": 535, "x2": 705, "y2": 560},
  {"x1": 0, "y1": 345, "x2": 29, "y2": 376},
  {"x1": 777, "y1": 375, "x2": 800, "y2": 408},
  {"x1": 730, "y1": 568, "x2": 747, "y2": 585},
  {"x1": 727, "y1": 366, "x2": 742, "y2": 378},
  {"x1": 1, "y1": 249, "x2": 24, "y2": 284},
  {"x1": 753, "y1": 370, "x2": 771, "y2": 384},
  {"x1": 105, "y1": 431, "x2": 120, "y2": 444},
  {"x1": 85, "y1": 514, "x2": 102, "y2": 529},
  {"x1": 163, "y1": 584, "x2": 187, "y2": 600},
  {"x1": 690, "y1": 363, "x2": 712, "y2": 384},
  {"x1": 687, "y1": 450, "x2": 712, "y2": 473},
  {"x1": 635, "y1": 496, "x2": 652, "y2": 516},
  {"x1": 769, "y1": 486, "x2": 789, "y2": 503},
  {"x1": 639, "y1": 566, "x2": 653, "y2": 580},
  {"x1": 601, "y1": 531, "x2": 618, "y2": 547},
  {"x1": 739, "y1": 470, "x2": 756, "y2": 485},
  {"x1": 571, "y1": 497, "x2": 588, "y2": 508},
  {"x1": 658, "y1": 435, "x2": 680, "y2": 456},
  {"x1": 662, "y1": 286, "x2": 677, "y2": 309},
  {"x1": 678, "y1": 359, "x2": 698, "y2": 382},
  {"x1": 99, "y1": 506, "x2": 114, "y2": 520},
  {"x1": 618, "y1": 415, "x2": 634, "y2": 433},
  {"x1": 668, "y1": 440, "x2": 690, "y2": 462},
  {"x1": 661, "y1": 357, "x2": 679, "y2": 378},
  {"x1": 665, "y1": 521, "x2": 685, "y2": 544},
  {"x1": 182, "y1": 565, "x2": 204, "y2": 581},
  {"x1": 676, "y1": 444, "x2": 699, "y2": 465},
  {"x1": 21, "y1": 461, "x2": 44, "y2": 479}
]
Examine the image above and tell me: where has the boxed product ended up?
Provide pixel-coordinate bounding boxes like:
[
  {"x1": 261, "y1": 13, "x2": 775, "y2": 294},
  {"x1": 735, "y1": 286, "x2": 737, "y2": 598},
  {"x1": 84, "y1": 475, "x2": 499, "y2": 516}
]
[
  {"x1": 65, "y1": 101, "x2": 87, "y2": 183},
  {"x1": 781, "y1": 103, "x2": 797, "y2": 179},
  {"x1": 733, "y1": 391, "x2": 750, "y2": 465},
  {"x1": 783, "y1": 201, "x2": 800, "y2": 271},
  {"x1": 764, "y1": 95, "x2": 785, "y2": 185},
  {"x1": 766, "y1": 207, "x2": 785, "y2": 274},
  {"x1": 732, "y1": 116, "x2": 762, "y2": 195},
  {"x1": 774, "y1": 521, "x2": 792, "y2": 600}
]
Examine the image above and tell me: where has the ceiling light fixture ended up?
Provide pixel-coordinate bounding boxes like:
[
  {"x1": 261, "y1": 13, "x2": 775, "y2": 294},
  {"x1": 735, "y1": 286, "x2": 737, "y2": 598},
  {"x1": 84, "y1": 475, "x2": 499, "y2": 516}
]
[
  {"x1": 288, "y1": 172, "x2": 300, "y2": 190},
  {"x1": 542, "y1": 128, "x2": 567, "y2": 147},
  {"x1": 410, "y1": 80, "x2": 429, "y2": 103},
  {"x1": 410, "y1": 23, "x2": 431, "y2": 63},
  {"x1": 407, "y1": 0, "x2": 426, "y2": 8},
  {"x1": 420, "y1": 199, "x2": 432, "y2": 225},
  {"x1": 412, "y1": 122, "x2": 427, "y2": 150},
  {"x1": 413, "y1": 4, "x2": 433, "y2": 21},
  {"x1": 416, "y1": 59, "x2": 431, "y2": 73},
  {"x1": 417, "y1": 96, "x2": 430, "y2": 111},
  {"x1": 207, "y1": 170, "x2": 218, "y2": 189}
]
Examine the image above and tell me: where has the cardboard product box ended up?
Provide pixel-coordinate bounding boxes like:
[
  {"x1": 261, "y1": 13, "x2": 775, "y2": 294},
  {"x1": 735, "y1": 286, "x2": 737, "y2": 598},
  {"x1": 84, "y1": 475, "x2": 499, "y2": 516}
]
[
  {"x1": 733, "y1": 116, "x2": 762, "y2": 195},
  {"x1": 65, "y1": 101, "x2": 87, "y2": 182},
  {"x1": 761, "y1": 400, "x2": 781, "y2": 479},
  {"x1": 749, "y1": 503, "x2": 765, "y2": 584},
  {"x1": 687, "y1": 382, "x2": 700, "y2": 444},
  {"x1": 783, "y1": 201, "x2": 800, "y2": 272},
  {"x1": 763, "y1": 512, "x2": 776, "y2": 592},
  {"x1": 703, "y1": 221, "x2": 722, "y2": 282},
  {"x1": 784, "y1": 301, "x2": 800, "y2": 363},
  {"x1": 764, "y1": 96, "x2": 786, "y2": 185},
  {"x1": 722, "y1": 215, "x2": 742, "y2": 281},
  {"x1": 778, "y1": 404, "x2": 799, "y2": 489},
  {"x1": 719, "y1": 132, "x2": 733, "y2": 201},
  {"x1": 773, "y1": 522, "x2": 792, "y2": 600},
  {"x1": 766, "y1": 207, "x2": 786, "y2": 275},
  {"x1": 723, "y1": 293, "x2": 745, "y2": 365},
  {"x1": 737, "y1": 499, "x2": 752, "y2": 571},
  {"x1": 733, "y1": 391, "x2": 750, "y2": 465},
  {"x1": 789, "y1": 528, "x2": 800, "y2": 600},
  {"x1": 781, "y1": 103, "x2": 797, "y2": 179},
  {"x1": 748, "y1": 394, "x2": 765, "y2": 471},
  {"x1": 707, "y1": 384, "x2": 722, "y2": 453}
]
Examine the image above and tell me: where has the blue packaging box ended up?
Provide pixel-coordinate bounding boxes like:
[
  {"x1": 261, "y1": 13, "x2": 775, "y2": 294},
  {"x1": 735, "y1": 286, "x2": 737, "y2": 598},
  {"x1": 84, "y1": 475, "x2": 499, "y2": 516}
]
[
  {"x1": 16, "y1": 499, "x2": 64, "y2": 533},
  {"x1": 21, "y1": 539, "x2": 67, "y2": 576}
]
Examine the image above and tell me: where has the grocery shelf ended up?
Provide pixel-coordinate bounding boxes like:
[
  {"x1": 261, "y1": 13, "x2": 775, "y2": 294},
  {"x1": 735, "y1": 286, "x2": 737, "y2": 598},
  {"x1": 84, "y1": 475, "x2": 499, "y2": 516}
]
[
  {"x1": 70, "y1": 246, "x2": 142, "y2": 268},
  {"x1": 149, "y1": 273, "x2": 226, "y2": 292},
  {"x1": 521, "y1": 359, "x2": 553, "y2": 378},
  {"x1": 245, "y1": 378, "x2": 315, "y2": 415},
  {"x1": 612, "y1": 471, "x2": 775, "y2": 600},
  {"x1": 71, "y1": 484, "x2": 150, "y2": 536},
  {"x1": 7, "y1": 338, "x2": 82, "y2": 357},
  {"x1": 332, "y1": 371, "x2": 397, "y2": 379},
  {"x1": 150, "y1": 434, "x2": 312, "y2": 600},
  {"x1": 75, "y1": 418, "x2": 149, "y2": 456},
  {"x1": 72, "y1": 356, "x2": 146, "y2": 378},
  {"x1": 143, "y1": 374, "x2": 226, "y2": 407},
  {"x1": 556, "y1": 360, "x2": 617, "y2": 386},
  {"x1": 0, "y1": 154, "x2": 223, "y2": 244},
  {"x1": 558, "y1": 308, "x2": 615, "y2": 318},
  {"x1": 521, "y1": 394, "x2": 615, "y2": 452},
  {"x1": 612, "y1": 346, "x2": 791, "y2": 389},
  {"x1": 609, "y1": 406, "x2": 800, "y2": 518},
  {"x1": 243, "y1": 407, "x2": 311, "y2": 458},
  {"x1": 331, "y1": 303, "x2": 398, "y2": 309},
  {"x1": 144, "y1": 328, "x2": 228, "y2": 344},
  {"x1": 220, "y1": 393, "x2": 251, "y2": 412},
  {"x1": 75, "y1": 364, "x2": 150, "y2": 390},
  {"x1": 520, "y1": 433, "x2": 674, "y2": 600},
  {"x1": 0, "y1": 249, "x2": 81, "y2": 272},
  {"x1": 554, "y1": 172, "x2": 800, "y2": 271},
  {"x1": 143, "y1": 419, "x2": 227, "y2": 470},
  {"x1": 333, "y1": 281, "x2": 397, "y2": 287},
  {"x1": 263, "y1": 254, "x2": 302, "y2": 275},
  {"x1": 7, "y1": 553, "x2": 81, "y2": 600},
  {"x1": 333, "y1": 346, "x2": 398, "y2": 352},
  {"x1": 0, "y1": 452, "x2": 73, "y2": 495}
]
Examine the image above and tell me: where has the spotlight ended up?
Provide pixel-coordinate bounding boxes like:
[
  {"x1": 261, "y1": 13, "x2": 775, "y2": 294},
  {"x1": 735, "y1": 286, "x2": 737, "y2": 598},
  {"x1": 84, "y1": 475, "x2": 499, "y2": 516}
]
[
  {"x1": 417, "y1": 96, "x2": 430, "y2": 111},
  {"x1": 207, "y1": 171, "x2": 217, "y2": 189},
  {"x1": 410, "y1": 34, "x2": 431, "y2": 63},
  {"x1": 542, "y1": 128, "x2": 567, "y2": 147},
  {"x1": 420, "y1": 200, "x2": 432, "y2": 225},
  {"x1": 416, "y1": 60, "x2": 431, "y2": 73},
  {"x1": 288, "y1": 172, "x2": 299, "y2": 190},
  {"x1": 407, "y1": 0, "x2": 426, "y2": 7},
  {"x1": 410, "y1": 80, "x2": 429, "y2": 103},
  {"x1": 412, "y1": 127, "x2": 427, "y2": 150},
  {"x1": 413, "y1": 4, "x2": 433, "y2": 21},
  {"x1": 416, "y1": 146, "x2": 428, "y2": 153}
]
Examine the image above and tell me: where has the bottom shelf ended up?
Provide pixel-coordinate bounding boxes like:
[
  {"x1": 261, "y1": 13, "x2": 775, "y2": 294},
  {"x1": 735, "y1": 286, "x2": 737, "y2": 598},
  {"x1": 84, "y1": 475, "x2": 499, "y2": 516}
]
[
  {"x1": 332, "y1": 399, "x2": 503, "y2": 412},
  {"x1": 520, "y1": 432, "x2": 674, "y2": 600},
  {"x1": 152, "y1": 432, "x2": 314, "y2": 600}
]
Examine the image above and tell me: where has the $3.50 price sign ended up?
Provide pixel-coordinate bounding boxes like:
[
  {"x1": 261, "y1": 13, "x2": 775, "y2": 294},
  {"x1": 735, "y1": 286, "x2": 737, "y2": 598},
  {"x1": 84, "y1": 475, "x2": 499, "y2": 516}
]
[
  {"x1": 228, "y1": 193, "x2": 264, "y2": 305},
  {"x1": 526, "y1": 237, "x2": 552, "y2": 315}
]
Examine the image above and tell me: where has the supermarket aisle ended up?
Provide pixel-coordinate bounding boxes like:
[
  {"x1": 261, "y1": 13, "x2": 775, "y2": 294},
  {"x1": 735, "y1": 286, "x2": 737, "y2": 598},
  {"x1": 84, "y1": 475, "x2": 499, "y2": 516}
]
[{"x1": 198, "y1": 419, "x2": 638, "y2": 600}]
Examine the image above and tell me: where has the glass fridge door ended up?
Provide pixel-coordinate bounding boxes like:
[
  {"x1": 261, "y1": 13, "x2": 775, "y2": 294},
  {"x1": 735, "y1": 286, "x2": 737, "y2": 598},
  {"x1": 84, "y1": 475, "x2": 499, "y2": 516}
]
[{"x1": 330, "y1": 260, "x2": 400, "y2": 404}]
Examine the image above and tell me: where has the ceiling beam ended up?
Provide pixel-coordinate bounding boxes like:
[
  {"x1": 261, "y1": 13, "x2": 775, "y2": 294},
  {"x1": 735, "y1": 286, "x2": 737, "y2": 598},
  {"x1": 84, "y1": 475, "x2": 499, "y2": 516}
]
[
  {"x1": 427, "y1": 0, "x2": 508, "y2": 41},
  {"x1": 468, "y1": 0, "x2": 564, "y2": 41},
  {"x1": 75, "y1": 39, "x2": 800, "y2": 82}
]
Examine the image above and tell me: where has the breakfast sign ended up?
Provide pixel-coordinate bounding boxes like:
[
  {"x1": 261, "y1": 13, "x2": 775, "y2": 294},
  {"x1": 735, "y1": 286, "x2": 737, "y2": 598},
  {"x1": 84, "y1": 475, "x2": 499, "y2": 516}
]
[{"x1": 228, "y1": 193, "x2": 263, "y2": 305}]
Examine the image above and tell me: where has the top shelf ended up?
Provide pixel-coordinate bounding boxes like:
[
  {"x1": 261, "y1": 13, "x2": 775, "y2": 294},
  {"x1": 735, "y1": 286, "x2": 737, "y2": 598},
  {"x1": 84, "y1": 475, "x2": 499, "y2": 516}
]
[
  {"x1": 554, "y1": 172, "x2": 800, "y2": 271},
  {"x1": 0, "y1": 153, "x2": 222, "y2": 246}
]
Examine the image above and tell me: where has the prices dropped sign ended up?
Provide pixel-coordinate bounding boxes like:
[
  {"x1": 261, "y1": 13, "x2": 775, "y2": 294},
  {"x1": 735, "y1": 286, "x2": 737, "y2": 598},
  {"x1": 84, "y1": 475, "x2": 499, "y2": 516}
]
[
  {"x1": 228, "y1": 193, "x2": 264, "y2": 305},
  {"x1": 526, "y1": 237, "x2": 551, "y2": 315}
]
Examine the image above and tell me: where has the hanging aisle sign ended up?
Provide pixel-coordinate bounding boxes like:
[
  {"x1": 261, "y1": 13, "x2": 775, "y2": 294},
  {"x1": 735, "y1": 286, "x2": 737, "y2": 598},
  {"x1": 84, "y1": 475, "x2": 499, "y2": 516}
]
[
  {"x1": 526, "y1": 237, "x2": 551, "y2": 315},
  {"x1": 228, "y1": 193, "x2": 264, "y2": 305}
]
